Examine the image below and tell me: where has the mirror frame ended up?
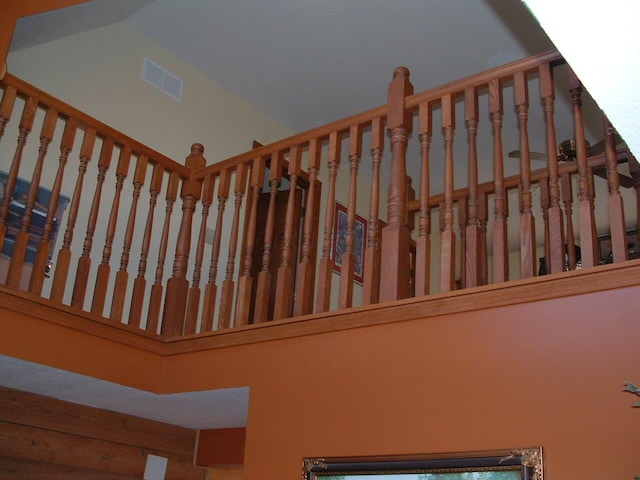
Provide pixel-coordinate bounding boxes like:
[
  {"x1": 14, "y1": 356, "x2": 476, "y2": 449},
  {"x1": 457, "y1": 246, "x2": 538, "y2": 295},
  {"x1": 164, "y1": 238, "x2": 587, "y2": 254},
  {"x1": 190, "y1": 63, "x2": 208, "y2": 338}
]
[{"x1": 303, "y1": 448, "x2": 543, "y2": 480}]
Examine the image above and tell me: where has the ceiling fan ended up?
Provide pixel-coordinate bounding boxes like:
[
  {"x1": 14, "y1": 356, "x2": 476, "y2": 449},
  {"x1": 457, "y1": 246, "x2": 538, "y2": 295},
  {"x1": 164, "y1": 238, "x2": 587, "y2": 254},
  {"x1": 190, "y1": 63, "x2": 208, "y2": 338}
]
[{"x1": 508, "y1": 134, "x2": 635, "y2": 188}]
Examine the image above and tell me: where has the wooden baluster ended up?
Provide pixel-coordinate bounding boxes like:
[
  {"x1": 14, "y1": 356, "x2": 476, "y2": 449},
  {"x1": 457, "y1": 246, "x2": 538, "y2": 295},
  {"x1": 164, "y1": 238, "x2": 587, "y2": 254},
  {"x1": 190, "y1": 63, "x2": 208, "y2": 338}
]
[
  {"x1": 29, "y1": 118, "x2": 78, "y2": 295},
  {"x1": 110, "y1": 155, "x2": 148, "y2": 322},
  {"x1": 0, "y1": 97, "x2": 37, "y2": 252},
  {"x1": 219, "y1": 163, "x2": 249, "y2": 327},
  {"x1": 236, "y1": 156, "x2": 266, "y2": 325},
  {"x1": 337, "y1": 126, "x2": 362, "y2": 309},
  {"x1": 478, "y1": 191, "x2": 488, "y2": 285},
  {"x1": 603, "y1": 117, "x2": 627, "y2": 263},
  {"x1": 146, "y1": 172, "x2": 179, "y2": 333},
  {"x1": 413, "y1": 104, "x2": 431, "y2": 297},
  {"x1": 253, "y1": 153, "x2": 283, "y2": 322},
  {"x1": 440, "y1": 93, "x2": 456, "y2": 292},
  {"x1": 183, "y1": 173, "x2": 215, "y2": 334},
  {"x1": 316, "y1": 134, "x2": 341, "y2": 312},
  {"x1": 540, "y1": 63, "x2": 565, "y2": 273},
  {"x1": 294, "y1": 138, "x2": 321, "y2": 315},
  {"x1": 7, "y1": 108, "x2": 57, "y2": 287},
  {"x1": 0, "y1": 85, "x2": 17, "y2": 142},
  {"x1": 539, "y1": 177, "x2": 551, "y2": 274},
  {"x1": 569, "y1": 71, "x2": 598, "y2": 267},
  {"x1": 201, "y1": 170, "x2": 231, "y2": 330},
  {"x1": 49, "y1": 128, "x2": 97, "y2": 301},
  {"x1": 380, "y1": 67, "x2": 413, "y2": 301},
  {"x1": 489, "y1": 79, "x2": 509, "y2": 282},
  {"x1": 630, "y1": 156, "x2": 640, "y2": 233},
  {"x1": 162, "y1": 144, "x2": 206, "y2": 336},
  {"x1": 129, "y1": 163, "x2": 165, "y2": 328},
  {"x1": 458, "y1": 197, "x2": 467, "y2": 290},
  {"x1": 561, "y1": 172, "x2": 576, "y2": 270},
  {"x1": 273, "y1": 146, "x2": 302, "y2": 320},
  {"x1": 514, "y1": 71, "x2": 536, "y2": 278},
  {"x1": 362, "y1": 119, "x2": 384, "y2": 304},
  {"x1": 91, "y1": 147, "x2": 131, "y2": 315},
  {"x1": 71, "y1": 138, "x2": 114, "y2": 308},
  {"x1": 464, "y1": 87, "x2": 481, "y2": 287}
]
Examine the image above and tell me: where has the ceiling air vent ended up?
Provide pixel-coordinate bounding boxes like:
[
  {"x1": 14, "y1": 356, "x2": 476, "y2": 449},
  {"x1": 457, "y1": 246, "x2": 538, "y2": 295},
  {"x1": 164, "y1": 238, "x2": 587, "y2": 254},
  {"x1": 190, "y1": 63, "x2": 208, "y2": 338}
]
[{"x1": 141, "y1": 57, "x2": 183, "y2": 101}]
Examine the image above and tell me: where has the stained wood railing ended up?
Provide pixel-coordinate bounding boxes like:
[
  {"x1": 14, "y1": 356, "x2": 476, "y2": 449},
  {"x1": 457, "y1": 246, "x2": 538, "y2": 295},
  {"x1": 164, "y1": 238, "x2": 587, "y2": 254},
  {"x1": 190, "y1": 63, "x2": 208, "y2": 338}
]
[{"x1": 1, "y1": 50, "x2": 639, "y2": 338}]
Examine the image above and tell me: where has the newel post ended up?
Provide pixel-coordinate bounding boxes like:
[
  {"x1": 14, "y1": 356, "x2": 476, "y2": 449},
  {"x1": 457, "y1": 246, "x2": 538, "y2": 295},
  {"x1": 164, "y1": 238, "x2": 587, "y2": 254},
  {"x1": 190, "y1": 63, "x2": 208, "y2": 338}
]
[
  {"x1": 380, "y1": 67, "x2": 413, "y2": 302},
  {"x1": 161, "y1": 143, "x2": 206, "y2": 336}
]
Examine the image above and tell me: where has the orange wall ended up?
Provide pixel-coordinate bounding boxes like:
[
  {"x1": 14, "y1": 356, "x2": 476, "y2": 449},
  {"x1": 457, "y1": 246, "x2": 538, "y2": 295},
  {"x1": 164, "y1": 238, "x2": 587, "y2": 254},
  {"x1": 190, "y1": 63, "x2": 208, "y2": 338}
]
[
  {"x1": 163, "y1": 285, "x2": 640, "y2": 480},
  {"x1": 2, "y1": 283, "x2": 638, "y2": 479}
]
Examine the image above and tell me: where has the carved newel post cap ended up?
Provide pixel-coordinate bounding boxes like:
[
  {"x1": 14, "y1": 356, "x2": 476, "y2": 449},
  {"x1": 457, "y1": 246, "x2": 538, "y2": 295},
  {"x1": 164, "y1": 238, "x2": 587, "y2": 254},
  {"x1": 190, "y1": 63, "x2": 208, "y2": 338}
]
[
  {"x1": 393, "y1": 66, "x2": 410, "y2": 79},
  {"x1": 191, "y1": 143, "x2": 204, "y2": 155}
]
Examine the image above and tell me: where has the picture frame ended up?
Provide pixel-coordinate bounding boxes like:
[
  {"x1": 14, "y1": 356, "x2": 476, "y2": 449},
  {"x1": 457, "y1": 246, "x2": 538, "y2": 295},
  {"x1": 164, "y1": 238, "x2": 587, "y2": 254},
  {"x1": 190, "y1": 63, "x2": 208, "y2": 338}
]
[
  {"x1": 303, "y1": 448, "x2": 543, "y2": 480},
  {"x1": 332, "y1": 202, "x2": 367, "y2": 284},
  {"x1": 598, "y1": 229, "x2": 640, "y2": 264}
]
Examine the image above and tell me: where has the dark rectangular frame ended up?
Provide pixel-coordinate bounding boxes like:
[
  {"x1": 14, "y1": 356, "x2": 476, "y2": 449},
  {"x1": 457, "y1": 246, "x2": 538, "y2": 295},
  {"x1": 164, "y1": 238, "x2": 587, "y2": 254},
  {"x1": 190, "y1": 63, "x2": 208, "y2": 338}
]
[
  {"x1": 303, "y1": 448, "x2": 543, "y2": 480},
  {"x1": 598, "y1": 229, "x2": 640, "y2": 264},
  {"x1": 331, "y1": 202, "x2": 367, "y2": 284}
]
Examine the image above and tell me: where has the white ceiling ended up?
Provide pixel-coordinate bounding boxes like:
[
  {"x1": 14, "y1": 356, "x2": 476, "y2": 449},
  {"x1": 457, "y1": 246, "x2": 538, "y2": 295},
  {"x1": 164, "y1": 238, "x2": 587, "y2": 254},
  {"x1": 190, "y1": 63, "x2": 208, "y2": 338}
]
[{"x1": 12, "y1": 0, "x2": 556, "y2": 133}]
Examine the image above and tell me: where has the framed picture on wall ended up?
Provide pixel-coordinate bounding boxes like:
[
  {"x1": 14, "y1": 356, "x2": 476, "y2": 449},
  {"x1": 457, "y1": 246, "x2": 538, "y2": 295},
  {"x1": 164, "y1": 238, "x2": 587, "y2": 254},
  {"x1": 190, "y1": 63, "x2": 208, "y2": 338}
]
[
  {"x1": 331, "y1": 202, "x2": 367, "y2": 283},
  {"x1": 598, "y1": 229, "x2": 640, "y2": 264}
]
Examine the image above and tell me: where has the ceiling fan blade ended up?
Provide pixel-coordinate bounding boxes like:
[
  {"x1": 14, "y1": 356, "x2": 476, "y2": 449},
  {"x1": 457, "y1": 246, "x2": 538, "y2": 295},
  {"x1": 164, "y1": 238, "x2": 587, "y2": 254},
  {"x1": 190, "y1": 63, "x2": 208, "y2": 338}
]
[
  {"x1": 507, "y1": 150, "x2": 548, "y2": 161},
  {"x1": 592, "y1": 167, "x2": 634, "y2": 188}
]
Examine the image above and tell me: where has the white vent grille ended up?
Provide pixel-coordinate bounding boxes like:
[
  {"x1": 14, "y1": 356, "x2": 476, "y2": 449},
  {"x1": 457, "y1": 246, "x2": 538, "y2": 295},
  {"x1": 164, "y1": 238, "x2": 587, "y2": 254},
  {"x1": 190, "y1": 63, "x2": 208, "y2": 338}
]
[{"x1": 141, "y1": 57, "x2": 183, "y2": 101}]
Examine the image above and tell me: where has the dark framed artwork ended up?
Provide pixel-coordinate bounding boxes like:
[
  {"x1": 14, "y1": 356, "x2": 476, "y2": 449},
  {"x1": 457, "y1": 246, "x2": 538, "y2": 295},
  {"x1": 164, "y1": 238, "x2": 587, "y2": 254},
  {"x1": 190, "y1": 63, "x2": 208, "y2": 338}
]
[
  {"x1": 303, "y1": 448, "x2": 543, "y2": 480},
  {"x1": 332, "y1": 202, "x2": 367, "y2": 284},
  {"x1": 598, "y1": 229, "x2": 640, "y2": 264}
]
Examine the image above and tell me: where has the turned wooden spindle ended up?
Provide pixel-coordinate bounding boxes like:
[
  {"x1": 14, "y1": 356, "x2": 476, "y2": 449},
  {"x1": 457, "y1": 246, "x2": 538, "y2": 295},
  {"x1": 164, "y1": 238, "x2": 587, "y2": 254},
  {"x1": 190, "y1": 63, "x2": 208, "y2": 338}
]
[
  {"x1": 380, "y1": 66, "x2": 413, "y2": 301},
  {"x1": 219, "y1": 163, "x2": 248, "y2": 327},
  {"x1": 440, "y1": 93, "x2": 456, "y2": 292},
  {"x1": 489, "y1": 79, "x2": 509, "y2": 282},
  {"x1": 7, "y1": 108, "x2": 57, "y2": 288},
  {"x1": 0, "y1": 85, "x2": 17, "y2": 142},
  {"x1": 630, "y1": 156, "x2": 640, "y2": 233},
  {"x1": 458, "y1": 197, "x2": 468, "y2": 290},
  {"x1": 539, "y1": 177, "x2": 551, "y2": 274},
  {"x1": 201, "y1": 169, "x2": 231, "y2": 331},
  {"x1": 465, "y1": 87, "x2": 481, "y2": 287},
  {"x1": 29, "y1": 118, "x2": 78, "y2": 295},
  {"x1": 236, "y1": 156, "x2": 266, "y2": 325},
  {"x1": 569, "y1": 71, "x2": 598, "y2": 268},
  {"x1": 253, "y1": 154, "x2": 283, "y2": 322},
  {"x1": 540, "y1": 63, "x2": 565, "y2": 273},
  {"x1": 478, "y1": 191, "x2": 489, "y2": 285},
  {"x1": 338, "y1": 125, "x2": 362, "y2": 309},
  {"x1": 514, "y1": 71, "x2": 536, "y2": 278},
  {"x1": 316, "y1": 132, "x2": 341, "y2": 312},
  {"x1": 603, "y1": 117, "x2": 627, "y2": 263},
  {"x1": 146, "y1": 172, "x2": 179, "y2": 333},
  {"x1": 0, "y1": 97, "x2": 37, "y2": 252},
  {"x1": 71, "y1": 138, "x2": 114, "y2": 308},
  {"x1": 49, "y1": 128, "x2": 97, "y2": 302},
  {"x1": 273, "y1": 146, "x2": 302, "y2": 320},
  {"x1": 294, "y1": 138, "x2": 321, "y2": 316},
  {"x1": 560, "y1": 172, "x2": 576, "y2": 270},
  {"x1": 129, "y1": 163, "x2": 165, "y2": 328},
  {"x1": 162, "y1": 144, "x2": 206, "y2": 336},
  {"x1": 362, "y1": 118, "x2": 384, "y2": 304},
  {"x1": 183, "y1": 173, "x2": 215, "y2": 334},
  {"x1": 109, "y1": 155, "x2": 148, "y2": 321},
  {"x1": 91, "y1": 147, "x2": 131, "y2": 314},
  {"x1": 413, "y1": 104, "x2": 432, "y2": 297}
]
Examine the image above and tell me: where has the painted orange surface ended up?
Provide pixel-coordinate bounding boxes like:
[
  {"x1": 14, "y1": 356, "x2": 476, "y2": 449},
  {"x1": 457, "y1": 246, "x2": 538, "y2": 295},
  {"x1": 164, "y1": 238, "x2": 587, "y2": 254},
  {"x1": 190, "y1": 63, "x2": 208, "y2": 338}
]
[{"x1": 3, "y1": 285, "x2": 639, "y2": 479}]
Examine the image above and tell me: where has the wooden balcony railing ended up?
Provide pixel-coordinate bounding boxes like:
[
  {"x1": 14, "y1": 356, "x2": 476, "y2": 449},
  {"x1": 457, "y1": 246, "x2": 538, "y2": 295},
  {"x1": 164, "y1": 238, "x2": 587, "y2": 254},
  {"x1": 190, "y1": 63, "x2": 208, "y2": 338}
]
[{"x1": 0, "y1": 50, "x2": 638, "y2": 338}]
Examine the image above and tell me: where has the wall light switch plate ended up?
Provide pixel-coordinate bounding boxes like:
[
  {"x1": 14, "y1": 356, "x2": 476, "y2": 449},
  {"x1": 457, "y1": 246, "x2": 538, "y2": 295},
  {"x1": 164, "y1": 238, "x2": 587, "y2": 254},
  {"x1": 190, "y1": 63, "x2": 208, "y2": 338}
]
[{"x1": 144, "y1": 454, "x2": 168, "y2": 480}]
